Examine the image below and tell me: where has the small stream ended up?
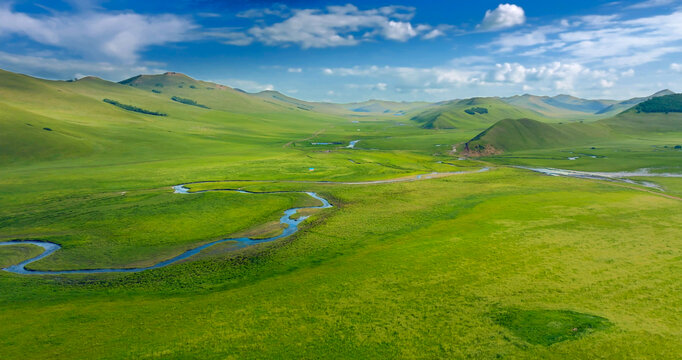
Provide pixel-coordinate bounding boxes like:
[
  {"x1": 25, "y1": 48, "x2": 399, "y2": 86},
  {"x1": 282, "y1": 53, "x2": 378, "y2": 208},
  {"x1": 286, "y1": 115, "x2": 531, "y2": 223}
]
[
  {"x1": 1, "y1": 166, "x2": 490, "y2": 275},
  {"x1": 0, "y1": 187, "x2": 332, "y2": 275}
]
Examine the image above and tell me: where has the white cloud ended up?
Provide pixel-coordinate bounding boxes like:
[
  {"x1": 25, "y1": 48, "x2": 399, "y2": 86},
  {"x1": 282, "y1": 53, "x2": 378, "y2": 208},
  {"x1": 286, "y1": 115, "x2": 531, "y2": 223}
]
[
  {"x1": 621, "y1": 69, "x2": 635, "y2": 77},
  {"x1": 346, "y1": 82, "x2": 388, "y2": 91},
  {"x1": 423, "y1": 29, "x2": 445, "y2": 40},
  {"x1": 627, "y1": 0, "x2": 676, "y2": 9},
  {"x1": 197, "y1": 12, "x2": 221, "y2": 18},
  {"x1": 477, "y1": 4, "x2": 526, "y2": 31},
  {"x1": 0, "y1": 51, "x2": 165, "y2": 80},
  {"x1": 218, "y1": 4, "x2": 447, "y2": 48},
  {"x1": 207, "y1": 30, "x2": 254, "y2": 46},
  {"x1": 491, "y1": 62, "x2": 618, "y2": 90},
  {"x1": 381, "y1": 21, "x2": 417, "y2": 41},
  {"x1": 672, "y1": 63, "x2": 682, "y2": 72},
  {"x1": 322, "y1": 59, "x2": 624, "y2": 99},
  {"x1": 237, "y1": 4, "x2": 291, "y2": 19},
  {"x1": 288, "y1": 67, "x2": 303, "y2": 73},
  {"x1": 220, "y1": 79, "x2": 274, "y2": 92},
  {"x1": 489, "y1": 10, "x2": 682, "y2": 68},
  {"x1": 0, "y1": 5, "x2": 195, "y2": 63}
]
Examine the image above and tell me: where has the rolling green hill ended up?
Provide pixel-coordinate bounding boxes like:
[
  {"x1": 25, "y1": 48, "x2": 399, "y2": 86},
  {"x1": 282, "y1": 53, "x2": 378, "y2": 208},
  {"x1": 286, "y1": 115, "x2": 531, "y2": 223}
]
[
  {"x1": 464, "y1": 118, "x2": 608, "y2": 153},
  {"x1": 595, "y1": 89, "x2": 675, "y2": 116},
  {"x1": 464, "y1": 93, "x2": 682, "y2": 154},
  {"x1": 119, "y1": 72, "x2": 295, "y2": 113},
  {"x1": 411, "y1": 97, "x2": 542, "y2": 129},
  {"x1": 0, "y1": 69, "x2": 349, "y2": 164},
  {"x1": 601, "y1": 93, "x2": 682, "y2": 132}
]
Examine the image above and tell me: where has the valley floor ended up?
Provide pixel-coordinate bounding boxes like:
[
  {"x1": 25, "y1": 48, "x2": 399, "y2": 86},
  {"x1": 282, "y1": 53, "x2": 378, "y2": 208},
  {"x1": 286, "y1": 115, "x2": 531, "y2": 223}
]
[
  {"x1": 0, "y1": 72, "x2": 680, "y2": 357},
  {"x1": 1, "y1": 149, "x2": 681, "y2": 358}
]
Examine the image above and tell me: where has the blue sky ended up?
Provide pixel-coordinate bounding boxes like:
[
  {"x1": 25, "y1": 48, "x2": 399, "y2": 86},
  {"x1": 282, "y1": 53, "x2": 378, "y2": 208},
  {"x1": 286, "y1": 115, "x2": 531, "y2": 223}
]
[{"x1": 0, "y1": 0, "x2": 681, "y2": 102}]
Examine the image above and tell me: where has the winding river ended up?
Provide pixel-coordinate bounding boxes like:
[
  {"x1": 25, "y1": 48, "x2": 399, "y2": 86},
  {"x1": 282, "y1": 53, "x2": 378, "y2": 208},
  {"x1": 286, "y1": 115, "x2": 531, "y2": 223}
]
[
  {"x1": 0, "y1": 167, "x2": 489, "y2": 275},
  {"x1": 0, "y1": 186, "x2": 331, "y2": 275}
]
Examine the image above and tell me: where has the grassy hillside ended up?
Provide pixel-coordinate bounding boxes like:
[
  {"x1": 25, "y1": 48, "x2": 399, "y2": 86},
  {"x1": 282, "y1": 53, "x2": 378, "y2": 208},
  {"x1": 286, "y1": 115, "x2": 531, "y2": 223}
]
[
  {"x1": 465, "y1": 94, "x2": 682, "y2": 154},
  {"x1": 411, "y1": 97, "x2": 542, "y2": 129},
  {"x1": 119, "y1": 72, "x2": 294, "y2": 113},
  {"x1": 601, "y1": 93, "x2": 682, "y2": 132},
  {"x1": 0, "y1": 69, "x2": 360, "y2": 164},
  {"x1": 464, "y1": 118, "x2": 608, "y2": 153},
  {"x1": 595, "y1": 89, "x2": 675, "y2": 116}
]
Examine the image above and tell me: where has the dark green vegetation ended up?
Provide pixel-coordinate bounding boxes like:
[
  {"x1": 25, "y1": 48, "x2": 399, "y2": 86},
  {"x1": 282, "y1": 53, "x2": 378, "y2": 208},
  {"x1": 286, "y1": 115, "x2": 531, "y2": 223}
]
[
  {"x1": 493, "y1": 309, "x2": 612, "y2": 346},
  {"x1": 631, "y1": 93, "x2": 682, "y2": 113},
  {"x1": 103, "y1": 98, "x2": 167, "y2": 116},
  {"x1": 0, "y1": 68, "x2": 680, "y2": 358},
  {"x1": 171, "y1": 96, "x2": 210, "y2": 109},
  {"x1": 464, "y1": 106, "x2": 488, "y2": 115}
]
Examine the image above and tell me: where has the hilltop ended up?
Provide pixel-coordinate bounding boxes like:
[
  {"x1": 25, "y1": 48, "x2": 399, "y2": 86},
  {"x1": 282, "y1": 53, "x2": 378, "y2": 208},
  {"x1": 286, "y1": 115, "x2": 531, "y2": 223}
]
[
  {"x1": 411, "y1": 97, "x2": 541, "y2": 129},
  {"x1": 118, "y1": 73, "x2": 291, "y2": 113},
  {"x1": 463, "y1": 118, "x2": 608, "y2": 154}
]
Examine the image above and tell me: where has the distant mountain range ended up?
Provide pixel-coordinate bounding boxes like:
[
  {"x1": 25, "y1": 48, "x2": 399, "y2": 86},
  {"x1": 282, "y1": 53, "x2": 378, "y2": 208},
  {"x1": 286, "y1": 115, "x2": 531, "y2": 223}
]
[
  {"x1": 501, "y1": 89, "x2": 675, "y2": 118},
  {"x1": 0, "y1": 67, "x2": 678, "y2": 164}
]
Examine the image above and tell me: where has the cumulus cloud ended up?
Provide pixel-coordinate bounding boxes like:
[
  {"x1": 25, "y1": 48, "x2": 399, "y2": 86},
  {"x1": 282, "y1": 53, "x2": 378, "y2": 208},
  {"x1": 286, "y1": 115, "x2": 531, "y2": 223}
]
[
  {"x1": 0, "y1": 5, "x2": 195, "y2": 63},
  {"x1": 489, "y1": 10, "x2": 682, "y2": 68},
  {"x1": 491, "y1": 62, "x2": 618, "y2": 90},
  {"x1": 672, "y1": 63, "x2": 682, "y2": 72},
  {"x1": 477, "y1": 4, "x2": 526, "y2": 31},
  {"x1": 321, "y1": 59, "x2": 622, "y2": 99},
  {"x1": 0, "y1": 50, "x2": 165, "y2": 80},
  {"x1": 217, "y1": 4, "x2": 448, "y2": 48}
]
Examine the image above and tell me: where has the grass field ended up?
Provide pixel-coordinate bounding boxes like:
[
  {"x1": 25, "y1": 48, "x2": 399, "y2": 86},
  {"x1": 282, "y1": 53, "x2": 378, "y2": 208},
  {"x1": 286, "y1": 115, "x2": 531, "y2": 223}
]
[{"x1": 0, "y1": 70, "x2": 680, "y2": 359}]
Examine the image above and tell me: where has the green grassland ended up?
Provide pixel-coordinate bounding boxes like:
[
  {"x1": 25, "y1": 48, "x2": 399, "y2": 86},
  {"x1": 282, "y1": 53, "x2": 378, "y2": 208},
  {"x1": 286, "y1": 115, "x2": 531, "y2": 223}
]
[
  {"x1": 0, "y1": 69, "x2": 680, "y2": 359},
  {"x1": 0, "y1": 244, "x2": 44, "y2": 268}
]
